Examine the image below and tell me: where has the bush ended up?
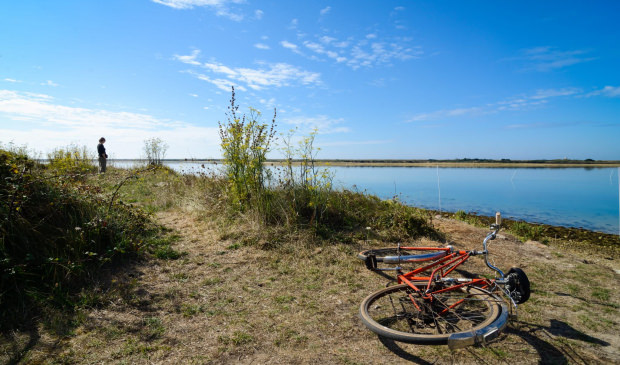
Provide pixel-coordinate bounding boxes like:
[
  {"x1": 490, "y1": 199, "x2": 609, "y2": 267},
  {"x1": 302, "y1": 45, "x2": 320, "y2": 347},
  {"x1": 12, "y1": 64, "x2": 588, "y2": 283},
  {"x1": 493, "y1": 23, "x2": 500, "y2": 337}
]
[
  {"x1": 510, "y1": 221, "x2": 545, "y2": 241},
  {"x1": 47, "y1": 144, "x2": 97, "y2": 177},
  {"x1": 143, "y1": 137, "x2": 169, "y2": 166},
  {"x1": 218, "y1": 87, "x2": 276, "y2": 212},
  {"x1": 0, "y1": 149, "x2": 156, "y2": 329}
]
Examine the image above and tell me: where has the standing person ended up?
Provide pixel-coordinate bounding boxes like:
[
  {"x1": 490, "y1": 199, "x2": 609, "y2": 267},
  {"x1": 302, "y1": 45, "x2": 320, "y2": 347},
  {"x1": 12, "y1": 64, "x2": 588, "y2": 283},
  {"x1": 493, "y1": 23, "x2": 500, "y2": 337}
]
[{"x1": 97, "y1": 137, "x2": 108, "y2": 173}]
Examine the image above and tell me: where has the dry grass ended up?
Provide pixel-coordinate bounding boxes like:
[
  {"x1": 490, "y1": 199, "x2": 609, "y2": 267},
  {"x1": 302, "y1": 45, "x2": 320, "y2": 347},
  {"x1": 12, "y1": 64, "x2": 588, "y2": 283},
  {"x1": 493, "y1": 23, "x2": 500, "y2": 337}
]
[{"x1": 2, "y1": 169, "x2": 618, "y2": 364}]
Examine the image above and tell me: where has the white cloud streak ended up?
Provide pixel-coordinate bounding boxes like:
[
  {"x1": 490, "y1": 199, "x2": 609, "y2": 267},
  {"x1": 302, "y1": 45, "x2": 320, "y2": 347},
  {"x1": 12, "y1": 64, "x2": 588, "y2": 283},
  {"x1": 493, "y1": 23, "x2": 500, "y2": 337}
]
[
  {"x1": 320, "y1": 6, "x2": 331, "y2": 16},
  {"x1": 254, "y1": 43, "x2": 270, "y2": 50},
  {"x1": 283, "y1": 115, "x2": 349, "y2": 134},
  {"x1": 175, "y1": 50, "x2": 321, "y2": 91},
  {"x1": 408, "y1": 88, "x2": 584, "y2": 122},
  {"x1": 586, "y1": 85, "x2": 620, "y2": 98},
  {"x1": 513, "y1": 46, "x2": 596, "y2": 72},
  {"x1": 152, "y1": 0, "x2": 245, "y2": 21}
]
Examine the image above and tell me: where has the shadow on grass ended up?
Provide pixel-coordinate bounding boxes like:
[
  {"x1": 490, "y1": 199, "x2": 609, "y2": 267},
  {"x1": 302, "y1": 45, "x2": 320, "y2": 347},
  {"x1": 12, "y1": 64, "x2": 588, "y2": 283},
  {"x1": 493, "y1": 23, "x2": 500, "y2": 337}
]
[
  {"x1": 507, "y1": 319, "x2": 610, "y2": 364},
  {"x1": 373, "y1": 318, "x2": 607, "y2": 364},
  {"x1": 0, "y1": 258, "x2": 159, "y2": 364},
  {"x1": 377, "y1": 336, "x2": 434, "y2": 365}
]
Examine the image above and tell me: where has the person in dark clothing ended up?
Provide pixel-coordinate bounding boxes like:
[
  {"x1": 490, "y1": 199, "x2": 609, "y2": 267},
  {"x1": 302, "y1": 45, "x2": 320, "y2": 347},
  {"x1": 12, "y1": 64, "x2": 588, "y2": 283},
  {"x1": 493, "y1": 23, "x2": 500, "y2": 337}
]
[{"x1": 97, "y1": 137, "x2": 108, "y2": 173}]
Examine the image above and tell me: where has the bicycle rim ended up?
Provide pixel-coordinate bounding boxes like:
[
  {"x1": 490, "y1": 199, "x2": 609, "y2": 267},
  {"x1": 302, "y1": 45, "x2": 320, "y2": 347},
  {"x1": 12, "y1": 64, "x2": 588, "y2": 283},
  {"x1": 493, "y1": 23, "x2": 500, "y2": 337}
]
[
  {"x1": 359, "y1": 283, "x2": 502, "y2": 345},
  {"x1": 357, "y1": 247, "x2": 419, "y2": 262}
]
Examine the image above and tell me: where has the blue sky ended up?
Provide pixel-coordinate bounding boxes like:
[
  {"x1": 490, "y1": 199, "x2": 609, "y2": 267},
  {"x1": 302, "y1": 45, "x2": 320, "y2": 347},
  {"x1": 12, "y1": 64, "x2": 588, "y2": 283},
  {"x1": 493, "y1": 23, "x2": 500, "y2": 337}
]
[{"x1": 1, "y1": 0, "x2": 619, "y2": 159}]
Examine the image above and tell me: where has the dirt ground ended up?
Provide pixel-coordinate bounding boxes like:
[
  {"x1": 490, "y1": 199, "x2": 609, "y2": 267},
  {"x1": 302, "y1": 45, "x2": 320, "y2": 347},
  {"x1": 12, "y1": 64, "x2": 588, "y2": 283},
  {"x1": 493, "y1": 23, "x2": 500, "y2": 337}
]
[{"x1": 2, "y1": 210, "x2": 619, "y2": 364}]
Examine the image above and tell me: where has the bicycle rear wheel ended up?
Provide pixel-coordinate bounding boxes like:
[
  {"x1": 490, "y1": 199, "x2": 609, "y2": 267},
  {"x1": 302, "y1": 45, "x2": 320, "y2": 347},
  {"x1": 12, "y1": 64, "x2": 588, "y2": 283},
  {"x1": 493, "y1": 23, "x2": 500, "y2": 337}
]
[
  {"x1": 357, "y1": 247, "x2": 418, "y2": 262},
  {"x1": 359, "y1": 283, "x2": 502, "y2": 345}
]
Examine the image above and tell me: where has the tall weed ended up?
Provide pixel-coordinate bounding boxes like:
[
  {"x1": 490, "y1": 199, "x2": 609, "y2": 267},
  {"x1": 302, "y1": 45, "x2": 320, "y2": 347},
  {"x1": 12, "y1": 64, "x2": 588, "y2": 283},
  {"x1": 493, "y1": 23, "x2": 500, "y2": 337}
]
[{"x1": 218, "y1": 87, "x2": 276, "y2": 213}]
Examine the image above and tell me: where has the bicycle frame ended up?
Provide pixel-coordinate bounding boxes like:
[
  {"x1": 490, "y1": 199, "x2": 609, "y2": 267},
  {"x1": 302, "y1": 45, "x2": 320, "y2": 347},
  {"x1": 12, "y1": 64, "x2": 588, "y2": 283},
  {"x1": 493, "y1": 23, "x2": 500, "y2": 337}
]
[{"x1": 392, "y1": 225, "x2": 505, "y2": 297}]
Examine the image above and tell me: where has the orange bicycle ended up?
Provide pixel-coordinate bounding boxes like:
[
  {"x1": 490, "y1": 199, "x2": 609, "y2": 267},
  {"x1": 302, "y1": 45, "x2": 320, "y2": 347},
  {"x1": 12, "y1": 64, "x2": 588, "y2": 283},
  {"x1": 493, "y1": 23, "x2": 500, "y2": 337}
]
[{"x1": 357, "y1": 213, "x2": 530, "y2": 349}]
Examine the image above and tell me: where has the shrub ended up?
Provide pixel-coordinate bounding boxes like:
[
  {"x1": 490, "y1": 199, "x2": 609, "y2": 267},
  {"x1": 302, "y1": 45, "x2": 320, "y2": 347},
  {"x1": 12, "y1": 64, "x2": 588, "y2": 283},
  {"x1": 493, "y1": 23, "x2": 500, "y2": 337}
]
[
  {"x1": 143, "y1": 137, "x2": 169, "y2": 166},
  {"x1": 47, "y1": 144, "x2": 97, "y2": 177},
  {"x1": 510, "y1": 221, "x2": 545, "y2": 241},
  {"x1": 0, "y1": 149, "x2": 156, "y2": 329},
  {"x1": 218, "y1": 87, "x2": 276, "y2": 212}
]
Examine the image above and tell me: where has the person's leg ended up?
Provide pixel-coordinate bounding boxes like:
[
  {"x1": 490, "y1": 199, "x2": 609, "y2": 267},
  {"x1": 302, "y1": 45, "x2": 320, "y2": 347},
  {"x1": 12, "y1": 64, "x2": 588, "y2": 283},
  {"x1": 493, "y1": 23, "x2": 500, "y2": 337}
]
[{"x1": 99, "y1": 157, "x2": 106, "y2": 173}]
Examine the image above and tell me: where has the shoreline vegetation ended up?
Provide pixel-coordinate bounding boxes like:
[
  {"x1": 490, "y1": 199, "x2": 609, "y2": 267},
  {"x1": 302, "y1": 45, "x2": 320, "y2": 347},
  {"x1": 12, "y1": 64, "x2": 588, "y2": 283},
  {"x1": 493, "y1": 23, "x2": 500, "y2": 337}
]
[{"x1": 99, "y1": 158, "x2": 620, "y2": 168}]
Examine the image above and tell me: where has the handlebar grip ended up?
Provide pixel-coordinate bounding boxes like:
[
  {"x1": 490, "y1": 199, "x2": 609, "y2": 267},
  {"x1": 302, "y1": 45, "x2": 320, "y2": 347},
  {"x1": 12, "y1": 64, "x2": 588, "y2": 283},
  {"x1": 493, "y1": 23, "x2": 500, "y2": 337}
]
[{"x1": 495, "y1": 212, "x2": 502, "y2": 226}]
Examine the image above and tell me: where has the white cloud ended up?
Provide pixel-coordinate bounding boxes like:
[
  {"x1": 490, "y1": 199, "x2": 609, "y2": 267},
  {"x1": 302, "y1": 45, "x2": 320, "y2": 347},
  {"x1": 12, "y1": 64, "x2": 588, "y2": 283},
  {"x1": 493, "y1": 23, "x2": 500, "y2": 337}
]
[
  {"x1": 175, "y1": 51, "x2": 321, "y2": 91},
  {"x1": 41, "y1": 80, "x2": 59, "y2": 87},
  {"x1": 320, "y1": 6, "x2": 331, "y2": 16},
  {"x1": 254, "y1": 43, "x2": 270, "y2": 50},
  {"x1": 152, "y1": 0, "x2": 245, "y2": 21},
  {"x1": 283, "y1": 115, "x2": 349, "y2": 134},
  {"x1": 3, "y1": 78, "x2": 21, "y2": 83},
  {"x1": 281, "y1": 30, "x2": 420, "y2": 69},
  {"x1": 513, "y1": 46, "x2": 596, "y2": 72},
  {"x1": 408, "y1": 88, "x2": 584, "y2": 122},
  {"x1": 0, "y1": 89, "x2": 221, "y2": 158},
  {"x1": 280, "y1": 40, "x2": 302, "y2": 55},
  {"x1": 586, "y1": 85, "x2": 620, "y2": 98},
  {"x1": 288, "y1": 18, "x2": 298, "y2": 29},
  {"x1": 174, "y1": 49, "x2": 201, "y2": 65},
  {"x1": 254, "y1": 9, "x2": 263, "y2": 19},
  {"x1": 529, "y1": 88, "x2": 581, "y2": 100},
  {"x1": 189, "y1": 93, "x2": 199, "y2": 97}
]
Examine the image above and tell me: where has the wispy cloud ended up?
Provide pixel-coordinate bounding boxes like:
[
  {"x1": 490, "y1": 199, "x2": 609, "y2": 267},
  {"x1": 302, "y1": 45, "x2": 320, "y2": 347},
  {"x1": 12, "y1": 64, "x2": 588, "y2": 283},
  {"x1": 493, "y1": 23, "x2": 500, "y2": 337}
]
[
  {"x1": 408, "y1": 88, "x2": 582, "y2": 122},
  {"x1": 3, "y1": 78, "x2": 21, "y2": 83},
  {"x1": 0, "y1": 89, "x2": 221, "y2": 158},
  {"x1": 512, "y1": 46, "x2": 596, "y2": 72},
  {"x1": 283, "y1": 115, "x2": 349, "y2": 134},
  {"x1": 175, "y1": 50, "x2": 321, "y2": 91},
  {"x1": 254, "y1": 43, "x2": 270, "y2": 50},
  {"x1": 0, "y1": 90, "x2": 175, "y2": 129},
  {"x1": 585, "y1": 85, "x2": 620, "y2": 98},
  {"x1": 280, "y1": 40, "x2": 301, "y2": 54},
  {"x1": 505, "y1": 121, "x2": 598, "y2": 130},
  {"x1": 254, "y1": 9, "x2": 263, "y2": 19},
  {"x1": 320, "y1": 6, "x2": 331, "y2": 16},
  {"x1": 282, "y1": 31, "x2": 421, "y2": 69},
  {"x1": 41, "y1": 80, "x2": 59, "y2": 87},
  {"x1": 152, "y1": 0, "x2": 245, "y2": 21}
]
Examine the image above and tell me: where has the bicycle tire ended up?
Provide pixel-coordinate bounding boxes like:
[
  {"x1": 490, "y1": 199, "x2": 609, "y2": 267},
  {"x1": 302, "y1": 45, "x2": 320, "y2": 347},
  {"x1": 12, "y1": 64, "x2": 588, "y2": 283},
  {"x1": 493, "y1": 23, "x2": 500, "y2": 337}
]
[
  {"x1": 506, "y1": 267, "x2": 530, "y2": 304},
  {"x1": 357, "y1": 247, "x2": 419, "y2": 262},
  {"x1": 359, "y1": 282, "x2": 502, "y2": 345}
]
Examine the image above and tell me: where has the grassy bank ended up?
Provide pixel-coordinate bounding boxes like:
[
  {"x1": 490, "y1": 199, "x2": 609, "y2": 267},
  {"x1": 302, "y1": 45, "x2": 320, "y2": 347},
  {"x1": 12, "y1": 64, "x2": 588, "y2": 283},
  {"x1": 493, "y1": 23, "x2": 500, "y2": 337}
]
[
  {"x1": 2, "y1": 161, "x2": 619, "y2": 363},
  {"x1": 447, "y1": 210, "x2": 619, "y2": 258},
  {"x1": 0, "y1": 148, "x2": 177, "y2": 331}
]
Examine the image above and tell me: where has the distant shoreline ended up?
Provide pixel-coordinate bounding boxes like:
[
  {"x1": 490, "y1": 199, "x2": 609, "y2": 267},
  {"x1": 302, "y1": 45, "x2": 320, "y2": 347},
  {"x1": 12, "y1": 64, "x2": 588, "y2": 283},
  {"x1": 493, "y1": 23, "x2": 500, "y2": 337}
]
[{"x1": 106, "y1": 158, "x2": 620, "y2": 168}]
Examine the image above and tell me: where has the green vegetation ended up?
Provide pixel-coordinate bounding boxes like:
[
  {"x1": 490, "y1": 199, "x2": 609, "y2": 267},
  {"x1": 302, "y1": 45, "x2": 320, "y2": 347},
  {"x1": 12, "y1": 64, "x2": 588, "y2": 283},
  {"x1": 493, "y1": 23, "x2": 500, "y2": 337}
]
[
  {"x1": 0, "y1": 147, "x2": 163, "y2": 329},
  {"x1": 47, "y1": 144, "x2": 98, "y2": 177},
  {"x1": 214, "y1": 88, "x2": 440, "y2": 243}
]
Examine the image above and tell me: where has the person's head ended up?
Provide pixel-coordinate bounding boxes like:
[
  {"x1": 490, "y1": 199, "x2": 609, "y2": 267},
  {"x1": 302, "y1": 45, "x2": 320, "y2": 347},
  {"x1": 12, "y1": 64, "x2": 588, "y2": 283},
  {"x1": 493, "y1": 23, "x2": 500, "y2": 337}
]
[{"x1": 99, "y1": 137, "x2": 106, "y2": 143}]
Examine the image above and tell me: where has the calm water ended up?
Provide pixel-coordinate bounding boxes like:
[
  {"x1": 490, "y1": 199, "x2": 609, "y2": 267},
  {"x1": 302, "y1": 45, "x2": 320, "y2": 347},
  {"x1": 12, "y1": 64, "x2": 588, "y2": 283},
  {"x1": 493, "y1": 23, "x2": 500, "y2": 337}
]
[{"x1": 113, "y1": 161, "x2": 620, "y2": 234}]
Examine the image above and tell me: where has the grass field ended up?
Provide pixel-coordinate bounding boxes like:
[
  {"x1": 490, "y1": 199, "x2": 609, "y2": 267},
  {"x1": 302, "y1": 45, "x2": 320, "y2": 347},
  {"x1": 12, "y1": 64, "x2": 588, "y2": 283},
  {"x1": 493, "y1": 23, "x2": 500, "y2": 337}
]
[{"x1": 1, "y1": 166, "x2": 618, "y2": 364}]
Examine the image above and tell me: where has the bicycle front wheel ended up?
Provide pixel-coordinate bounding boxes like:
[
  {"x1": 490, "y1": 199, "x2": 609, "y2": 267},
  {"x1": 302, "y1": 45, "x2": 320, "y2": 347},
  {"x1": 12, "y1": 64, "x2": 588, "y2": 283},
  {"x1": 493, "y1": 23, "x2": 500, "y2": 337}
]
[{"x1": 359, "y1": 283, "x2": 502, "y2": 345}]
